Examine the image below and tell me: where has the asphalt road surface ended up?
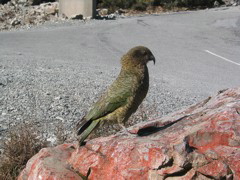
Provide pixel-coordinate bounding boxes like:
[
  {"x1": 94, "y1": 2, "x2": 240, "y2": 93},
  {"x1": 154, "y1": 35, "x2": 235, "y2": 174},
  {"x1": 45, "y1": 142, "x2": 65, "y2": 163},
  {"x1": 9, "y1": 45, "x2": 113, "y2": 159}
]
[
  {"x1": 0, "y1": 6, "x2": 240, "y2": 139},
  {"x1": 1, "y1": 7, "x2": 240, "y2": 95}
]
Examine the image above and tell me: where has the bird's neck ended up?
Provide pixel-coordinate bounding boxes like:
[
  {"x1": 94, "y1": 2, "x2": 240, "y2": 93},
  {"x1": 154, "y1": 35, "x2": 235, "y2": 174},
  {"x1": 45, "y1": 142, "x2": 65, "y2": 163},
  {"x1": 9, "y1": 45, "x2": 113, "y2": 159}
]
[
  {"x1": 121, "y1": 56, "x2": 146, "y2": 70},
  {"x1": 121, "y1": 63, "x2": 148, "y2": 78}
]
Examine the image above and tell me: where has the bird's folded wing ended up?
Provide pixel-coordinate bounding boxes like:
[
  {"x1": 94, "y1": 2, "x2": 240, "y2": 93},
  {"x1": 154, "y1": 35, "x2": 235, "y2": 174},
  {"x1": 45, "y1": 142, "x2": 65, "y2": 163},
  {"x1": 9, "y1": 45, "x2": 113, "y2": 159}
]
[{"x1": 85, "y1": 78, "x2": 134, "y2": 121}]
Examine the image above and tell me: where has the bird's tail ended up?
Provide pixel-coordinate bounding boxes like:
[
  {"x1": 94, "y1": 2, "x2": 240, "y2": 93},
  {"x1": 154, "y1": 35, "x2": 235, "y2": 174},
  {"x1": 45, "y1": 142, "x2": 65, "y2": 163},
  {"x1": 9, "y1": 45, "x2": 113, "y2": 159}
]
[{"x1": 76, "y1": 118, "x2": 100, "y2": 146}]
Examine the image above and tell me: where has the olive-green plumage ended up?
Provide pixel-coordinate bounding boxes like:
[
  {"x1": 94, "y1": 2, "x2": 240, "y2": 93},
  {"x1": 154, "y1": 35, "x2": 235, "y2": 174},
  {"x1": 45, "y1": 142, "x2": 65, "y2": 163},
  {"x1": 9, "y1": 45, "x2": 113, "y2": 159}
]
[{"x1": 76, "y1": 46, "x2": 155, "y2": 145}]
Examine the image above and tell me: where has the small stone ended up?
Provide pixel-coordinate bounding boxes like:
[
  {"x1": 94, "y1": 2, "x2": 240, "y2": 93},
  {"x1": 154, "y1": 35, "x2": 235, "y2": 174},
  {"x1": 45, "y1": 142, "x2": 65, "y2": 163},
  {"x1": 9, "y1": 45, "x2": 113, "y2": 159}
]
[
  {"x1": 55, "y1": 116, "x2": 64, "y2": 121},
  {"x1": 54, "y1": 96, "x2": 62, "y2": 100},
  {"x1": 71, "y1": 14, "x2": 83, "y2": 20},
  {"x1": 10, "y1": 18, "x2": 21, "y2": 26},
  {"x1": 214, "y1": 1, "x2": 220, "y2": 7},
  {"x1": 98, "y1": 8, "x2": 108, "y2": 16}
]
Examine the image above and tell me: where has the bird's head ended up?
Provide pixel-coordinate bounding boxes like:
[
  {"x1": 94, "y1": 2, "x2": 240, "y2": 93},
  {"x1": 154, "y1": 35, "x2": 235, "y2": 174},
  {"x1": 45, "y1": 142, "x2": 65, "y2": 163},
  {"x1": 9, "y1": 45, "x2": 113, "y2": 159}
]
[{"x1": 121, "y1": 46, "x2": 155, "y2": 67}]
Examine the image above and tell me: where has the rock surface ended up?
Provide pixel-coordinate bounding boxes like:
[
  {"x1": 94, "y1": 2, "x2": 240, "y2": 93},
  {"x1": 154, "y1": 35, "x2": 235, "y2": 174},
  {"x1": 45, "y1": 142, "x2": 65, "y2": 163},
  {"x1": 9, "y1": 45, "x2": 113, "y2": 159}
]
[{"x1": 18, "y1": 87, "x2": 240, "y2": 179}]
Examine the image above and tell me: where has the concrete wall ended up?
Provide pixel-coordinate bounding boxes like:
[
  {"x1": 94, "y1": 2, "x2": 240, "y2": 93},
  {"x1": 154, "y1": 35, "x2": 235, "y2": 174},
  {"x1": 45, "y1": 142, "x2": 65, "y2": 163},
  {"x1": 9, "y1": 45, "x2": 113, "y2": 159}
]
[{"x1": 59, "y1": 0, "x2": 96, "y2": 18}]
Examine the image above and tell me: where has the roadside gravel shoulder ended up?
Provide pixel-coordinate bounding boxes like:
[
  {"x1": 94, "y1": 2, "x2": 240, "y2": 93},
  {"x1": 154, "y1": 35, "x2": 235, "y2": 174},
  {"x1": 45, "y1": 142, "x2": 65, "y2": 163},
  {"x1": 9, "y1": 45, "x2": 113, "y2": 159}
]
[{"x1": 0, "y1": 51, "x2": 203, "y2": 148}]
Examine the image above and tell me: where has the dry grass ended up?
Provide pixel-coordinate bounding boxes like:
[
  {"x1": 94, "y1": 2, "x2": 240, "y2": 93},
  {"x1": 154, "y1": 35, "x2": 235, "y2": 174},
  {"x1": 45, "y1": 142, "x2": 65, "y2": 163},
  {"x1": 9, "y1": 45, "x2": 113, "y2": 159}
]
[
  {"x1": 0, "y1": 122, "x2": 48, "y2": 180},
  {"x1": 0, "y1": 120, "x2": 74, "y2": 180}
]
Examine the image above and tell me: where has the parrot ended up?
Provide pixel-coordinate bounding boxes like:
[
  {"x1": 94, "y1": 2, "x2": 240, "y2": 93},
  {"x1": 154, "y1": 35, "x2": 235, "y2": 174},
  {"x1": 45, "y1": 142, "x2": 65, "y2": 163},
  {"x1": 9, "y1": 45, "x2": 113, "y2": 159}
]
[{"x1": 76, "y1": 46, "x2": 155, "y2": 145}]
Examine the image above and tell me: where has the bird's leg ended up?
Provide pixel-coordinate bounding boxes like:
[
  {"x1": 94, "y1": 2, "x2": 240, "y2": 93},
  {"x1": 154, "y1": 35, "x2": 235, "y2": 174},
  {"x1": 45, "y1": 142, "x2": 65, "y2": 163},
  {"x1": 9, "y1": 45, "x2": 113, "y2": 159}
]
[{"x1": 119, "y1": 123, "x2": 137, "y2": 137}]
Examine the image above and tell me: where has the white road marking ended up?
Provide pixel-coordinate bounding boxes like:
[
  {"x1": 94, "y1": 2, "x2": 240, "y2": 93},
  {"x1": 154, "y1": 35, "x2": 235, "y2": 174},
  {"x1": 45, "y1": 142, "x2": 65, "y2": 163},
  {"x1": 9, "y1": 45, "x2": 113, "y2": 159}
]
[{"x1": 205, "y1": 50, "x2": 240, "y2": 66}]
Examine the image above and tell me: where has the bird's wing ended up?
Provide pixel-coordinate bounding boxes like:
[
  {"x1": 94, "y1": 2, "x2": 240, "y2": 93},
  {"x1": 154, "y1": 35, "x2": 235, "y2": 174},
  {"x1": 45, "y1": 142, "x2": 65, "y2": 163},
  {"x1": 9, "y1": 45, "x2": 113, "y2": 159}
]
[{"x1": 85, "y1": 75, "x2": 134, "y2": 121}]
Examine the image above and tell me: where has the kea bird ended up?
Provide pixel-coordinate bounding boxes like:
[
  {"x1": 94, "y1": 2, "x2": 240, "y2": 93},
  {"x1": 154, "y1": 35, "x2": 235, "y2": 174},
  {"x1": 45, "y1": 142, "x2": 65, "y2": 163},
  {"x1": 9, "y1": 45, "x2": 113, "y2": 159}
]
[{"x1": 76, "y1": 46, "x2": 155, "y2": 145}]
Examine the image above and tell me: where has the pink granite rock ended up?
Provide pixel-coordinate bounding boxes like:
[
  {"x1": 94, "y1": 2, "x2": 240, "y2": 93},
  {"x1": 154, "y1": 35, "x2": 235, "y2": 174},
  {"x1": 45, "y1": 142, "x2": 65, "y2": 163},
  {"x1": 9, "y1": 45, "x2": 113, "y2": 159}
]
[{"x1": 19, "y1": 87, "x2": 240, "y2": 180}]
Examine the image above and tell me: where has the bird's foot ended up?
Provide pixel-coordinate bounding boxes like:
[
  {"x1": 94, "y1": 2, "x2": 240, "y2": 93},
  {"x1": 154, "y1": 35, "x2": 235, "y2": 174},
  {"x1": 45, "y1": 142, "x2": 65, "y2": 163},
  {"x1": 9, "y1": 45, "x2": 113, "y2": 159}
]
[
  {"x1": 119, "y1": 124, "x2": 137, "y2": 137},
  {"x1": 123, "y1": 131, "x2": 137, "y2": 137}
]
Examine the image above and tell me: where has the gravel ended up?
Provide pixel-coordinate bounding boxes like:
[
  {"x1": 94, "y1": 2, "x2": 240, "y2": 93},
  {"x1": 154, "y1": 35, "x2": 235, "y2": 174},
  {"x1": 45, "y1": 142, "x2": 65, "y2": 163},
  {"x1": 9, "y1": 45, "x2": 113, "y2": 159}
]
[{"x1": 0, "y1": 46, "x2": 203, "y2": 148}]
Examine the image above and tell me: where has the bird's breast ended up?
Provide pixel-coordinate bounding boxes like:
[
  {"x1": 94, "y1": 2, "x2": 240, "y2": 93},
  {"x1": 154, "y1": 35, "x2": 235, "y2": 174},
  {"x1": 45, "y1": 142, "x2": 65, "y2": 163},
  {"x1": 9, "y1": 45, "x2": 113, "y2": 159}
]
[{"x1": 125, "y1": 67, "x2": 149, "y2": 116}]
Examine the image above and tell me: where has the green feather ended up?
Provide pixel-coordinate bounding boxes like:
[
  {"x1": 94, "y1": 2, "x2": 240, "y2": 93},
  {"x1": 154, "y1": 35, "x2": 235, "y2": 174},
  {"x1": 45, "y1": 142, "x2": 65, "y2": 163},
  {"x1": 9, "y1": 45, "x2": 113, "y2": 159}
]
[
  {"x1": 85, "y1": 72, "x2": 134, "y2": 121},
  {"x1": 79, "y1": 120, "x2": 100, "y2": 145}
]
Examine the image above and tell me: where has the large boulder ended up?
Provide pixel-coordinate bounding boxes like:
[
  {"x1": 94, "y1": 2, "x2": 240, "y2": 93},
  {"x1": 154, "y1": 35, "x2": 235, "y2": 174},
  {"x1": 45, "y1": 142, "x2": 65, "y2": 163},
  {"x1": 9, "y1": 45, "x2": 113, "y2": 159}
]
[{"x1": 18, "y1": 87, "x2": 240, "y2": 179}]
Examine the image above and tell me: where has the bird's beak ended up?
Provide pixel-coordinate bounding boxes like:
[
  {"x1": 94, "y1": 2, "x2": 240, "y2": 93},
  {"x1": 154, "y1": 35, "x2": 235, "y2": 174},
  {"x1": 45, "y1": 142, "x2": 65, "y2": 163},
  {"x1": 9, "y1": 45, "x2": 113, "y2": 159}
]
[{"x1": 149, "y1": 54, "x2": 155, "y2": 65}]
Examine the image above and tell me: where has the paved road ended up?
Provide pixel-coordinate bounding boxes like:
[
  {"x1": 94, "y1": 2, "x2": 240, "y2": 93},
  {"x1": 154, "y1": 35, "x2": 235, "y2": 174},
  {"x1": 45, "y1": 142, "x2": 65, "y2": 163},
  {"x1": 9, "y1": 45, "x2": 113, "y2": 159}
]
[
  {"x1": 0, "y1": 6, "x2": 240, "y2": 137},
  {"x1": 1, "y1": 7, "x2": 240, "y2": 96}
]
